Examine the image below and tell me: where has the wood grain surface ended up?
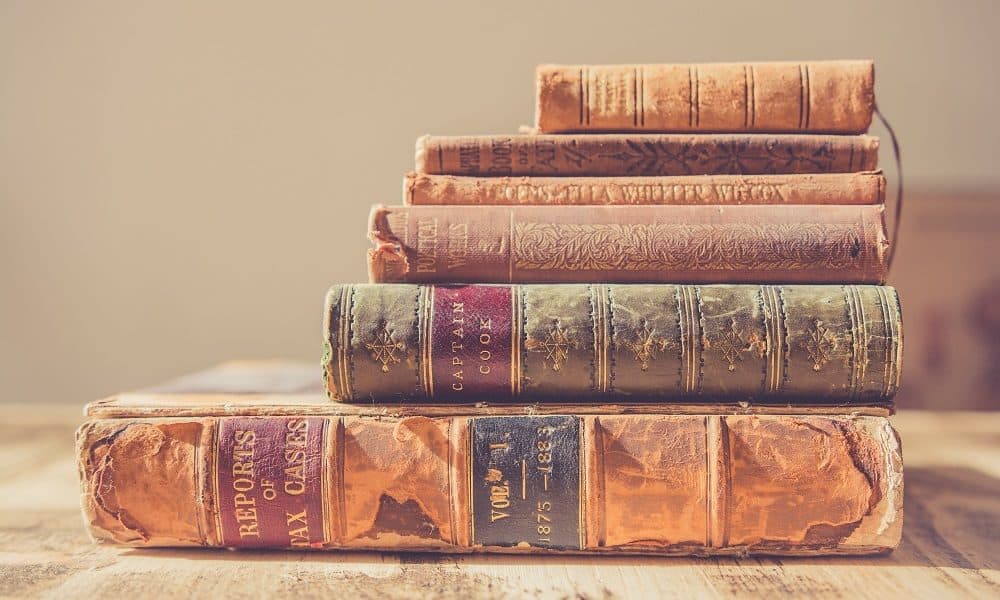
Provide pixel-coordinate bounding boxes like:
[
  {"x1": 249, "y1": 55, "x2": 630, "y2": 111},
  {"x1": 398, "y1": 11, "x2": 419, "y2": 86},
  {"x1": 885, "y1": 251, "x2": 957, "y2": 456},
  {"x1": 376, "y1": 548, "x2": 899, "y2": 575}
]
[{"x1": 1, "y1": 406, "x2": 997, "y2": 599}]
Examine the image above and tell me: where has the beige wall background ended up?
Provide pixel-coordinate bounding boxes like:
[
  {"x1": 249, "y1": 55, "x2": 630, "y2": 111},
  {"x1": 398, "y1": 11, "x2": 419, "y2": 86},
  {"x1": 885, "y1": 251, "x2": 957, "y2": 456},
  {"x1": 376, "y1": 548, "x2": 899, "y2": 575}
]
[{"x1": 2, "y1": 0, "x2": 999, "y2": 405}]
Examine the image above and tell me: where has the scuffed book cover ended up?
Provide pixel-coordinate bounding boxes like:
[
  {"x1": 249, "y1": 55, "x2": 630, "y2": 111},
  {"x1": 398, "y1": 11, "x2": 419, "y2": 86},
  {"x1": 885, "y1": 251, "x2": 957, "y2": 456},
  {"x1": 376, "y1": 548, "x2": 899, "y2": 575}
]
[
  {"x1": 403, "y1": 172, "x2": 886, "y2": 206},
  {"x1": 535, "y1": 61, "x2": 874, "y2": 134},
  {"x1": 415, "y1": 134, "x2": 879, "y2": 177},
  {"x1": 78, "y1": 363, "x2": 903, "y2": 556},
  {"x1": 367, "y1": 204, "x2": 890, "y2": 284},
  {"x1": 323, "y1": 284, "x2": 902, "y2": 404}
]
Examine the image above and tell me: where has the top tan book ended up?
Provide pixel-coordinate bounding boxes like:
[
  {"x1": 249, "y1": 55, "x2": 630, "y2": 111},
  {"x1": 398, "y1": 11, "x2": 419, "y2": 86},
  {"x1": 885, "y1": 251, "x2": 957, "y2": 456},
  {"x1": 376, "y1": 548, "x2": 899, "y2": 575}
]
[{"x1": 536, "y1": 60, "x2": 874, "y2": 134}]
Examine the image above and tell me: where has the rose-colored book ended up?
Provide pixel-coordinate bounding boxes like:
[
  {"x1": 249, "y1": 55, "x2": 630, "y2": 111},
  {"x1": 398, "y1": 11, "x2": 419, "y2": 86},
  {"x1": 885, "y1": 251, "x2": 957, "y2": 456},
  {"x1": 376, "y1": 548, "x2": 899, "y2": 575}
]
[{"x1": 368, "y1": 204, "x2": 889, "y2": 284}]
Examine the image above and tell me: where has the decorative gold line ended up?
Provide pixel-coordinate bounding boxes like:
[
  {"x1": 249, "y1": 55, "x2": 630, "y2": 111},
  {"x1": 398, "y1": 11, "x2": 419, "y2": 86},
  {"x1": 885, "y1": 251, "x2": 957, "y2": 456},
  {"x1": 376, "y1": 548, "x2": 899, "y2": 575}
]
[
  {"x1": 876, "y1": 286, "x2": 890, "y2": 397},
  {"x1": 578, "y1": 416, "x2": 585, "y2": 550},
  {"x1": 687, "y1": 286, "x2": 699, "y2": 393},
  {"x1": 468, "y1": 419, "x2": 476, "y2": 545},
  {"x1": 601, "y1": 285, "x2": 613, "y2": 392},
  {"x1": 591, "y1": 285, "x2": 610, "y2": 394},
  {"x1": 768, "y1": 286, "x2": 778, "y2": 392},
  {"x1": 338, "y1": 286, "x2": 353, "y2": 400},
  {"x1": 320, "y1": 418, "x2": 332, "y2": 546},
  {"x1": 683, "y1": 286, "x2": 693, "y2": 393},
  {"x1": 856, "y1": 286, "x2": 869, "y2": 396},
  {"x1": 212, "y1": 419, "x2": 225, "y2": 546},
  {"x1": 774, "y1": 287, "x2": 786, "y2": 391},
  {"x1": 192, "y1": 420, "x2": 206, "y2": 544},
  {"x1": 706, "y1": 415, "x2": 718, "y2": 547},
  {"x1": 853, "y1": 286, "x2": 863, "y2": 394},
  {"x1": 599, "y1": 286, "x2": 605, "y2": 392},
  {"x1": 336, "y1": 418, "x2": 347, "y2": 543},
  {"x1": 521, "y1": 459, "x2": 527, "y2": 500},
  {"x1": 510, "y1": 286, "x2": 521, "y2": 397},
  {"x1": 424, "y1": 286, "x2": 436, "y2": 398},
  {"x1": 762, "y1": 286, "x2": 784, "y2": 393}
]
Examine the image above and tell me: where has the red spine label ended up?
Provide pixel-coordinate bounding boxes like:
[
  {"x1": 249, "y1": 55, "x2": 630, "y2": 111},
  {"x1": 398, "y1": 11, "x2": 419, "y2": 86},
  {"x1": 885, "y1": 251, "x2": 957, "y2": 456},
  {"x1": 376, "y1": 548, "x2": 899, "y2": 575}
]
[
  {"x1": 430, "y1": 285, "x2": 514, "y2": 400},
  {"x1": 216, "y1": 417, "x2": 328, "y2": 548}
]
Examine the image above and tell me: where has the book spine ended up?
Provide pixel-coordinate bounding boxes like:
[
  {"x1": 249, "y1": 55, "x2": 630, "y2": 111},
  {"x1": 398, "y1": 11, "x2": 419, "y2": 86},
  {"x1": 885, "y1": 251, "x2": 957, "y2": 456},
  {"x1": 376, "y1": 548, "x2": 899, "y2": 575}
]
[
  {"x1": 415, "y1": 134, "x2": 879, "y2": 177},
  {"x1": 367, "y1": 204, "x2": 889, "y2": 284},
  {"x1": 78, "y1": 414, "x2": 903, "y2": 555},
  {"x1": 322, "y1": 284, "x2": 902, "y2": 404},
  {"x1": 535, "y1": 61, "x2": 875, "y2": 134},
  {"x1": 404, "y1": 172, "x2": 885, "y2": 206}
]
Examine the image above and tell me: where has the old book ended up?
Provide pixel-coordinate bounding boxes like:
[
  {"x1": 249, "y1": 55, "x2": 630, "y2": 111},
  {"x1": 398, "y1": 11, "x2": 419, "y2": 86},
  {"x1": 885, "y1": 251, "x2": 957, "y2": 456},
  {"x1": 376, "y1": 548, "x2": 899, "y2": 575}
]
[
  {"x1": 535, "y1": 61, "x2": 874, "y2": 134},
  {"x1": 415, "y1": 134, "x2": 879, "y2": 177},
  {"x1": 78, "y1": 364, "x2": 903, "y2": 555},
  {"x1": 368, "y1": 204, "x2": 889, "y2": 284},
  {"x1": 404, "y1": 172, "x2": 885, "y2": 206},
  {"x1": 323, "y1": 284, "x2": 902, "y2": 404}
]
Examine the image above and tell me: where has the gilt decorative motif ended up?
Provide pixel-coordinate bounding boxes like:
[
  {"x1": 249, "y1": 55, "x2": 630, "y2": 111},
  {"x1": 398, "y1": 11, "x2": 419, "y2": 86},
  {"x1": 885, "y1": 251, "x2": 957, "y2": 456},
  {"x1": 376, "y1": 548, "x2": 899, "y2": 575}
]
[
  {"x1": 529, "y1": 322, "x2": 578, "y2": 372},
  {"x1": 623, "y1": 321, "x2": 671, "y2": 371},
  {"x1": 595, "y1": 138, "x2": 838, "y2": 175},
  {"x1": 365, "y1": 324, "x2": 405, "y2": 373},
  {"x1": 513, "y1": 222, "x2": 866, "y2": 272},
  {"x1": 713, "y1": 318, "x2": 767, "y2": 372},
  {"x1": 801, "y1": 319, "x2": 837, "y2": 372}
]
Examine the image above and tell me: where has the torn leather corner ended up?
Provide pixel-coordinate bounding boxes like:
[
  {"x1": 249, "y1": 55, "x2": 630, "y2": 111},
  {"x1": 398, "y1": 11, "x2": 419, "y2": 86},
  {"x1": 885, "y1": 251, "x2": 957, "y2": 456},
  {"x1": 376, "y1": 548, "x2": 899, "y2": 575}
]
[
  {"x1": 367, "y1": 242, "x2": 409, "y2": 282},
  {"x1": 367, "y1": 204, "x2": 410, "y2": 283}
]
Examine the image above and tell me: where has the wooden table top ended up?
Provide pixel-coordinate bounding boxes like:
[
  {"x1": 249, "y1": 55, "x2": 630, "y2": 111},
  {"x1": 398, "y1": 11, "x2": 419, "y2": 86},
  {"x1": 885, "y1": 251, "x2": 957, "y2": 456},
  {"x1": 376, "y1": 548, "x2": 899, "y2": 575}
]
[{"x1": 2, "y1": 406, "x2": 997, "y2": 599}]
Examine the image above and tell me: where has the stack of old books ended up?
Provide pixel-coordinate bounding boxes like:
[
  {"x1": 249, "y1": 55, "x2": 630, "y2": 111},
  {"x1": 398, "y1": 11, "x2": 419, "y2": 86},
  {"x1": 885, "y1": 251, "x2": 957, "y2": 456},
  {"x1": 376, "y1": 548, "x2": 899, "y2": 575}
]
[{"x1": 78, "y1": 60, "x2": 903, "y2": 556}]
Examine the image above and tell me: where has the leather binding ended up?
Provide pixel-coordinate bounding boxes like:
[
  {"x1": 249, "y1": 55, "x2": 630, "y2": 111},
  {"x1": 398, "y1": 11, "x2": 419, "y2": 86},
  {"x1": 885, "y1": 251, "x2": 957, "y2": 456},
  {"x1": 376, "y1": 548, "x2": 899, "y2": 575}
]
[
  {"x1": 78, "y1": 411, "x2": 903, "y2": 555},
  {"x1": 414, "y1": 134, "x2": 879, "y2": 177},
  {"x1": 367, "y1": 205, "x2": 889, "y2": 284},
  {"x1": 535, "y1": 61, "x2": 874, "y2": 134},
  {"x1": 403, "y1": 172, "x2": 886, "y2": 206},
  {"x1": 322, "y1": 284, "x2": 902, "y2": 404}
]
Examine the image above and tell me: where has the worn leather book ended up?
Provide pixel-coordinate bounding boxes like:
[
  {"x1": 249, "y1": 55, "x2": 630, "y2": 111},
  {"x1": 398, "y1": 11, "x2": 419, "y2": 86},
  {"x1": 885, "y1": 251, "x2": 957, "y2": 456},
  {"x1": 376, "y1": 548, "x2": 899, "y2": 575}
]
[
  {"x1": 415, "y1": 134, "x2": 879, "y2": 177},
  {"x1": 368, "y1": 204, "x2": 889, "y2": 284},
  {"x1": 323, "y1": 284, "x2": 902, "y2": 404},
  {"x1": 78, "y1": 363, "x2": 903, "y2": 555},
  {"x1": 536, "y1": 61, "x2": 874, "y2": 134},
  {"x1": 404, "y1": 172, "x2": 885, "y2": 206}
]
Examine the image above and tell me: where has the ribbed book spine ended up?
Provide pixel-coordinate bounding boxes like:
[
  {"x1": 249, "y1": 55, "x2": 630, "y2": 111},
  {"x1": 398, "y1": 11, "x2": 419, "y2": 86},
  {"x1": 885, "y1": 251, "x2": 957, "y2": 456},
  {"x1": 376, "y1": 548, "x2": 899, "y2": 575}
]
[
  {"x1": 535, "y1": 61, "x2": 874, "y2": 134},
  {"x1": 78, "y1": 413, "x2": 902, "y2": 555},
  {"x1": 322, "y1": 284, "x2": 902, "y2": 404}
]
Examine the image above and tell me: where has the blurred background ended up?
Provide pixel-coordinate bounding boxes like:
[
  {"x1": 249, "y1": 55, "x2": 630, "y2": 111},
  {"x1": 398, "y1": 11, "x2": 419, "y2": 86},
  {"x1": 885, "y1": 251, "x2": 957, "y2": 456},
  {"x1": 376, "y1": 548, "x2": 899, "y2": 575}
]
[{"x1": 1, "y1": 1, "x2": 998, "y2": 408}]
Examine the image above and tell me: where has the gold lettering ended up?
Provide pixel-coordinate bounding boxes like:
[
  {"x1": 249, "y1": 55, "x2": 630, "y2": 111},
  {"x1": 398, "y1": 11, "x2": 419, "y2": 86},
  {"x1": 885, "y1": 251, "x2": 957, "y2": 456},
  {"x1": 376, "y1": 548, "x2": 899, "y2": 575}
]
[
  {"x1": 239, "y1": 523, "x2": 260, "y2": 538},
  {"x1": 416, "y1": 217, "x2": 438, "y2": 273},
  {"x1": 448, "y1": 222, "x2": 469, "y2": 270},
  {"x1": 235, "y1": 507, "x2": 257, "y2": 522}
]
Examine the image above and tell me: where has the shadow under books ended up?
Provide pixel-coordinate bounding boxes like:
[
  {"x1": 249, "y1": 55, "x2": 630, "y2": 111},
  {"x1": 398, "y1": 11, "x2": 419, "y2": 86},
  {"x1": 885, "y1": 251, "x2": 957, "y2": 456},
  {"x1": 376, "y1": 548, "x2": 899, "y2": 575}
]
[{"x1": 123, "y1": 466, "x2": 999, "y2": 571}]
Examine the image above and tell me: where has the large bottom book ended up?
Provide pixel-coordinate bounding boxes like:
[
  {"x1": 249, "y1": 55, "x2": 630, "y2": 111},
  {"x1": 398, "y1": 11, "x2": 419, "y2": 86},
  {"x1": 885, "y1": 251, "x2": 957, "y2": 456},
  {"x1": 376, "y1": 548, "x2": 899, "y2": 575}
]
[{"x1": 78, "y1": 362, "x2": 903, "y2": 556}]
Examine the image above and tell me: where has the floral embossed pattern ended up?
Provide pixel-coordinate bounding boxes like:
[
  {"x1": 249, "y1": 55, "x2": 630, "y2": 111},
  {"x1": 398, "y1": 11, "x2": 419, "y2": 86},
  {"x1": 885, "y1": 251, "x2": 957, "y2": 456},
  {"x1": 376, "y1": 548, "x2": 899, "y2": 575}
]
[
  {"x1": 597, "y1": 139, "x2": 838, "y2": 176},
  {"x1": 512, "y1": 222, "x2": 868, "y2": 272}
]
